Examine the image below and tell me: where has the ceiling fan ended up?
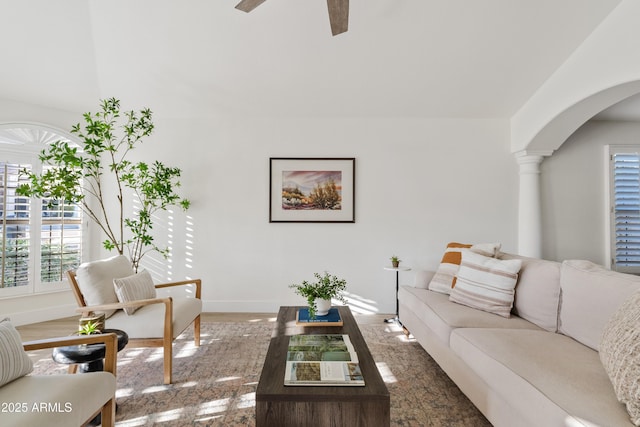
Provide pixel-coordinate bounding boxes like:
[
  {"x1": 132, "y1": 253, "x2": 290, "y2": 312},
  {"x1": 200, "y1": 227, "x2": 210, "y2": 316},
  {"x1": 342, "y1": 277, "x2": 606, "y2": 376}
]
[{"x1": 235, "y1": 0, "x2": 349, "y2": 36}]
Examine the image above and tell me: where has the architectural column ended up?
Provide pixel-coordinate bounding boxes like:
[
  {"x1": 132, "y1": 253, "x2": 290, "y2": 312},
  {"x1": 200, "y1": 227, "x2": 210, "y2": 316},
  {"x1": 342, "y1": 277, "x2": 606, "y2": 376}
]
[{"x1": 515, "y1": 150, "x2": 552, "y2": 258}]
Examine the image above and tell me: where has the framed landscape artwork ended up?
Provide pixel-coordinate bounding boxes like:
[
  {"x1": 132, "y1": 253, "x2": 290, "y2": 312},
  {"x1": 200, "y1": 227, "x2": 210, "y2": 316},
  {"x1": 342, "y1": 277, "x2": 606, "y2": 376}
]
[{"x1": 269, "y1": 157, "x2": 355, "y2": 223}]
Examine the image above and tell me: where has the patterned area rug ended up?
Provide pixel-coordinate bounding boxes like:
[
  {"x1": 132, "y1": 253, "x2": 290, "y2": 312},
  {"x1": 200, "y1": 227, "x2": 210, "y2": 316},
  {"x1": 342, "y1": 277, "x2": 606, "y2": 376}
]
[{"x1": 30, "y1": 320, "x2": 490, "y2": 426}]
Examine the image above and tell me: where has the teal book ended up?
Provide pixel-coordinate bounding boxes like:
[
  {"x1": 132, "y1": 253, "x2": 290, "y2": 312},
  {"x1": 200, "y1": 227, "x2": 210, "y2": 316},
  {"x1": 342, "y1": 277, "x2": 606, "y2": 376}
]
[{"x1": 296, "y1": 308, "x2": 343, "y2": 326}]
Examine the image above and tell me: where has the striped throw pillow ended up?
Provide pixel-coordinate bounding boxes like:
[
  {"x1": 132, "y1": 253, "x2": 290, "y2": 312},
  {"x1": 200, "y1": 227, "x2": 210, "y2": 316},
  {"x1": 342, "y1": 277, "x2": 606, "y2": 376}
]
[
  {"x1": 428, "y1": 242, "x2": 502, "y2": 295},
  {"x1": 449, "y1": 250, "x2": 522, "y2": 317},
  {"x1": 0, "y1": 318, "x2": 33, "y2": 387},
  {"x1": 113, "y1": 269, "x2": 157, "y2": 315}
]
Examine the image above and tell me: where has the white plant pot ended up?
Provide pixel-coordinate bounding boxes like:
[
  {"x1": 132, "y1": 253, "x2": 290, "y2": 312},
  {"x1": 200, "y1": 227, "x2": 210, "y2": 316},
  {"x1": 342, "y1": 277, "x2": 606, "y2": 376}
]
[{"x1": 315, "y1": 298, "x2": 332, "y2": 316}]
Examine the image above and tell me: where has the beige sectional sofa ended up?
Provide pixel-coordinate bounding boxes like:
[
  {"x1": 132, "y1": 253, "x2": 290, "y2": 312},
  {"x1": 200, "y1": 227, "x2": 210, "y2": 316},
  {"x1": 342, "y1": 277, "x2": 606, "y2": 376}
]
[{"x1": 398, "y1": 252, "x2": 639, "y2": 427}]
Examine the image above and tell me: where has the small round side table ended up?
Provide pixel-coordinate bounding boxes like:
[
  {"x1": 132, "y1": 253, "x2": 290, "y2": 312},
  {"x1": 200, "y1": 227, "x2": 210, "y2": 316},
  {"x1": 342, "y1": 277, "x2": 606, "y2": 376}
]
[
  {"x1": 52, "y1": 328, "x2": 129, "y2": 373},
  {"x1": 384, "y1": 266, "x2": 411, "y2": 324}
]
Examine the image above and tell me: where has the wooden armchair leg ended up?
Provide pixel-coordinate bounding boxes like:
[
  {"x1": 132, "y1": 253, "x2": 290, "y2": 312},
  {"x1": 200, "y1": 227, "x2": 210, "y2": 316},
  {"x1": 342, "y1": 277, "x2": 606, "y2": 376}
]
[
  {"x1": 68, "y1": 364, "x2": 78, "y2": 374},
  {"x1": 101, "y1": 398, "x2": 115, "y2": 427},
  {"x1": 163, "y1": 340, "x2": 173, "y2": 385},
  {"x1": 194, "y1": 315, "x2": 201, "y2": 347}
]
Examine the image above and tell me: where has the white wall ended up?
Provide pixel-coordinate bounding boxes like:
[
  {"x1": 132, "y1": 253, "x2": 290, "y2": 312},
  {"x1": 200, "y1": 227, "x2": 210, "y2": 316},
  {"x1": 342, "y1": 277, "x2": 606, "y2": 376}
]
[
  {"x1": 124, "y1": 115, "x2": 518, "y2": 314},
  {"x1": 0, "y1": 102, "x2": 520, "y2": 321},
  {"x1": 541, "y1": 120, "x2": 640, "y2": 264},
  {"x1": 512, "y1": 0, "x2": 640, "y2": 153}
]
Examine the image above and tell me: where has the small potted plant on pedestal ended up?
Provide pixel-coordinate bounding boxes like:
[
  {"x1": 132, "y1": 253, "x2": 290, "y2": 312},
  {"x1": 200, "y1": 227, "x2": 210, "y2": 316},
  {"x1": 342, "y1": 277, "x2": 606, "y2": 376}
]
[
  {"x1": 390, "y1": 255, "x2": 401, "y2": 268},
  {"x1": 290, "y1": 272, "x2": 347, "y2": 319}
]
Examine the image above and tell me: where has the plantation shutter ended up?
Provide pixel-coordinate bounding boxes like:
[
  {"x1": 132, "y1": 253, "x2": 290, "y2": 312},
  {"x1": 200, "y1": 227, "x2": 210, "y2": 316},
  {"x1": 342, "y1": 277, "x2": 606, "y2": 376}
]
[
  {"x1": 611, "y1": 151, "x2": 640, "y2": 273},
  {"x1": 0, "y1": 162, "x2": 31, "y2": 288}
]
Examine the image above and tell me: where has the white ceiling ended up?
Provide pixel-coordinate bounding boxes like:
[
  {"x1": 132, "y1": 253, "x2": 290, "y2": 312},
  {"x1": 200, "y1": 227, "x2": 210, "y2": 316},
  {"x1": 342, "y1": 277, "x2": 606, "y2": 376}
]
[{"x1": 0, "y1": 0, "x2": 631, "y2": 120}]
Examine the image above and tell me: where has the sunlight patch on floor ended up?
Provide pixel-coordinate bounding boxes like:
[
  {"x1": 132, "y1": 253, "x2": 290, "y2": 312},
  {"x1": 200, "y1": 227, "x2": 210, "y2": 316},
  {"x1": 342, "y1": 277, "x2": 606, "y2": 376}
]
[
  {"x1": 197, "y1": 398, "x2": 231, "y2": 416},
  {"x1": 144, "y1": 349, "x2": 164, "y2": 362},
  {"x1": 236, "y1": 392, "x2": 256, "y2": 409},
  {"x1": 176, "y1": 345, "x2": 197, "y2": 358},
  {"x1": 395, "y1": 333, "x2": 415, "y2": 343},
  {"x1": 215, "y1": 376, "x2": 241, "y2": 383},
  {"x1": 195, "y1": 415, "x2": 224, "y2": 423},
  {"x1": 153, "y1": 408, "x2": 185, "y2": 423},
  {"x1": 116, "y1": 387, "x2": 134, "y2": 398},
  {"x1": 376, "y1": 361, "x2": 398, "y2": 384},
  {"x1": 116, "y1": 415, "x2": 151, "y2": 426},
  {"x1": 180, "y1": 381, "x2": 198, "y2": 388},
  {"x1": 142, "y1": 385, "x2": 170, "y2": 394},
  {"x1": 385, "y1": 323, "x2": 404, "y2": 333}
]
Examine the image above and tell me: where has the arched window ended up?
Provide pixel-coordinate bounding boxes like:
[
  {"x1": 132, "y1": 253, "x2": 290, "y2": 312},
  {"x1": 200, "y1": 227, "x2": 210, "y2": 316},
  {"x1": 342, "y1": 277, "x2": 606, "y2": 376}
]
[{"x1": 0, "y1": 124, "x2": 84, "y2": 296}]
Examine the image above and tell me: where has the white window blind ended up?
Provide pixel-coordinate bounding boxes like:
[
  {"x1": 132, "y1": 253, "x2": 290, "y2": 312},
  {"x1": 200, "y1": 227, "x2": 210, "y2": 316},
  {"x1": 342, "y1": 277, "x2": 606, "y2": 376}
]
[
  {"x1": 610, "y1": 147, "x2": 640, "y2": 273},
  {"x1": 0, "y1": 162, "x2": 31, "y2": 288}
]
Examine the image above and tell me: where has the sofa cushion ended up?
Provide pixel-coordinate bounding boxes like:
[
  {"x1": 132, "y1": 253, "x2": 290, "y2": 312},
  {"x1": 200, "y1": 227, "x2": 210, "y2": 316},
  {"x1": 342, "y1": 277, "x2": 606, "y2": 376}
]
[
  {"x1": 600, "y1": 289, "x2": 640, "y2": 426},
  {"x1": 428, "y1": 242, "x2": 501, "y2": 294},
  {"x1": 559, "y1": 260, "x2": 640, "y2": 350},
  {"x1": 449, "y1": 250, "x2": 521, "y2": 318},
  {"x1": 499, "y1": 252, "x2": 561, "y2": 332},
  {"x1": 450, "y1": 328, "x2": 635, "y2": 427},
  {"x1": 113, "y1": 269, "x2": 157, "y2": 315},
  {"x1": 398, "y1": 286, "x2": 540, "y2": 346},
  {"x1": 0, "y1": 318, "x2": 33, "y2": 387},
  {"x1": 75, "y1": 255, "x2": 135, "y2": 318}
]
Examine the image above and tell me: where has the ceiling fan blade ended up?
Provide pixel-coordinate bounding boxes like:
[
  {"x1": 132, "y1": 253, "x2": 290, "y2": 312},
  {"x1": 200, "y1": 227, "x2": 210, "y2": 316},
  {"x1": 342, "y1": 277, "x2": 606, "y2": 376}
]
[
  {"x1": 235, "y1": 0, "x2": 267, "y2": 13},
  {"x1": 327, "y1": 0, "x2": 349, "y2": 36}
]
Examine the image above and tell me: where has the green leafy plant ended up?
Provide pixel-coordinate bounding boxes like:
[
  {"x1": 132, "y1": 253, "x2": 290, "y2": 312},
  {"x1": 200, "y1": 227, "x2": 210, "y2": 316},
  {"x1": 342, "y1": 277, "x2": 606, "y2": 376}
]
[
  {"x1": 76, "y1": 320, "x2": 101, "y2": 335},
  {"x1": 289, "y1": 272, "x2": 347, "y2": 318},
  {"x1": 16, "y1": 98, "x2": 190, "y2": 272}
]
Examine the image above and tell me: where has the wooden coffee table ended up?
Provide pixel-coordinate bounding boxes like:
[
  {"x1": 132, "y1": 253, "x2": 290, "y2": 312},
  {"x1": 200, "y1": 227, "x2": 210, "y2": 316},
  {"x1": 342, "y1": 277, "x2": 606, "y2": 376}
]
[{"x1": 256, "y1": 306, "x2": 390, "y2": 427}]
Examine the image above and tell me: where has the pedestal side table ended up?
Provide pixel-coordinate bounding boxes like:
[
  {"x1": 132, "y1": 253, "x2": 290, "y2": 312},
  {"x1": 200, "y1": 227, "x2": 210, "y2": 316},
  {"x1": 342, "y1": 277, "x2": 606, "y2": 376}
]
[
  {"x1": 52, "y1": 329, "x2": 128, "y2": 373},
  {"x1": 384, "y1": 266, "x2": 410, "y2": 323}
]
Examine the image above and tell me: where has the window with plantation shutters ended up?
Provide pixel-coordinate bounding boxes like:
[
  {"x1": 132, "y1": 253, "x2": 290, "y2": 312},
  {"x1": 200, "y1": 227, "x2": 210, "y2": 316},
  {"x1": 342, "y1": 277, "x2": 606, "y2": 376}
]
[
  {"x1": 0, "y1": 125, "x2": 84, "y2": 296},
  {"x1": 609, "y1": 146, "x2": 640, "y2": 273}
]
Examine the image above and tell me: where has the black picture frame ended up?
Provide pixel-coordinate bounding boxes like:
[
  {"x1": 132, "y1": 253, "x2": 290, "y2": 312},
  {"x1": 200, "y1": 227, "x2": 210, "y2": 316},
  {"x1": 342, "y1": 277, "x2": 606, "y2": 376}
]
[{"x1": 269, "y1": 157, "x2": 355, "y2": 223}]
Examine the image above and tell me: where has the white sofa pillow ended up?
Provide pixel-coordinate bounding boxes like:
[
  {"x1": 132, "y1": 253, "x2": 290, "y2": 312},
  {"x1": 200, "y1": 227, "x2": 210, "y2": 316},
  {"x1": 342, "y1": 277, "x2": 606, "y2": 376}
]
[
  {"x1": 559, "y1": 260, "x2": 640, "y2": 351},
  {"x1": 113, "y1": 269, "x2": 157, "y2": 315},
  {"x1": 75, "y1": 255, "x2": 134, "y2": 318},
  {"x1": 499, "y1": 252, "x2": 561, "y2": 332},
  {"x1": 0, "y1": 318, "x2": 33, "y2": 387},
  {"x1": 449, "y1": 250, "x2": 521, "y2": 318}
]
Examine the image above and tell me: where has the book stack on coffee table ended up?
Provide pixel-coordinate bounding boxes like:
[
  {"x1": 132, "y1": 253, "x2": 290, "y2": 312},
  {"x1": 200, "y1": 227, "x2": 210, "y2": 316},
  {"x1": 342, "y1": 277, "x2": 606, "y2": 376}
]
[{"x1": 295, "y1": 307, "x2": 344, "y2": 326}]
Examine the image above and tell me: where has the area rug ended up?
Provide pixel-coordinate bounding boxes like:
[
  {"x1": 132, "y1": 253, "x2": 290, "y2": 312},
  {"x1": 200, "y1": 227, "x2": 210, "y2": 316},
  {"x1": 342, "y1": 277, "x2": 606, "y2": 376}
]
[{"x1": 30, "y1": 320, "x2": 490, "y2": 426}]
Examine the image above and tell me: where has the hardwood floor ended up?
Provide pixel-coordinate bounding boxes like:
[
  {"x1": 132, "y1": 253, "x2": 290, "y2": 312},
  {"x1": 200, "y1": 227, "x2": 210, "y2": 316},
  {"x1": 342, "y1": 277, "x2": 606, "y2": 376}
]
[{"x1": 16, "y1": 311, "x2": 389, "y2": 341}]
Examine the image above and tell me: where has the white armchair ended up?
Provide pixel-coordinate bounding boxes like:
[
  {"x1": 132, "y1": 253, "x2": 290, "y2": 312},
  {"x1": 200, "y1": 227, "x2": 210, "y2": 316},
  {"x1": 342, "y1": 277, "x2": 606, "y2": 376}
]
[{"x1": 67, "y1": 255, "x2": 202, "y2": 384}]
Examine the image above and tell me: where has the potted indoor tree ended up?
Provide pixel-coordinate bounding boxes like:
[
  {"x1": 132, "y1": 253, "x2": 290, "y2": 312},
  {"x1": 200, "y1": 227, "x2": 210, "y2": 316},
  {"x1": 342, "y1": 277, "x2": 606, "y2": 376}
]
[
  {"x1": 16, "y1": 98, "x2": 189, "y2": 272},
  {"x1": 290, "y1": 272, "x2": 347, "y2": 318}
]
